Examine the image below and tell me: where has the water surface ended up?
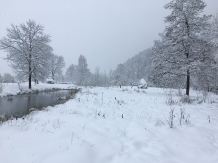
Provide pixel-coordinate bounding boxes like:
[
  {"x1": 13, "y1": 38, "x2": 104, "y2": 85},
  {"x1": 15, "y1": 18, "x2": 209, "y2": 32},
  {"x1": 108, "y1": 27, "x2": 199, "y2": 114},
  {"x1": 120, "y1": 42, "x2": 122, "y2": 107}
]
[{"x1": 0, "y1": 90, "x2": 75, "y2": 118}]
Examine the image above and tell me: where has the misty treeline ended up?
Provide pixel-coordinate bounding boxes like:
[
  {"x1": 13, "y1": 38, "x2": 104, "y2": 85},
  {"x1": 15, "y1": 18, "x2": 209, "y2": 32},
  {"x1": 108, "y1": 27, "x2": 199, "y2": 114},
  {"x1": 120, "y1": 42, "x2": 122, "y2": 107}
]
[
  {"x1": 0, "y1": 19, "x2": 151, "y2": 87},
  {"x1": 0, "y1": 19, "x2": 152, "y2": 87},
  {"x1": 0, "y1": 73, "x2": 14, "y2": 83},
  {"x1": 64, "y1": 51, "x2": 152, "y2": 86},
  {"x1": 65, "y1": 55, "x2": 109, "y2": 86},
  {"x1": 77, "y1": 0, "x2": 217, "y2": 95},
  {"x1": 1, "y1": 0, "x2": 218, "y2": 93}
]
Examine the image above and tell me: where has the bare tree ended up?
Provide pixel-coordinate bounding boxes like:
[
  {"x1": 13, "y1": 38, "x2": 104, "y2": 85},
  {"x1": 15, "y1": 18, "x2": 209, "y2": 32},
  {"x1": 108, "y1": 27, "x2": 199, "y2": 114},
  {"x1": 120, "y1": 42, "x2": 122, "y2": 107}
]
[
  {"x1": 0, "y1": 20, "x2": 52, "y2": 89},
  {"x1": 50, "y1": 54, "x2": 65, "y2": 81}
]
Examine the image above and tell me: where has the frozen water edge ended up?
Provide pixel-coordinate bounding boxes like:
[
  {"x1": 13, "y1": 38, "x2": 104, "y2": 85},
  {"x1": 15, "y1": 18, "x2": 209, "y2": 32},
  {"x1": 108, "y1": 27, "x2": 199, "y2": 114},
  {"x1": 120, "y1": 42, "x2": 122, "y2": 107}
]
[
  {"x1": 0, "y1": 82, "x2": 77, "y2": 97},
  {"x1": 0, "y1": 86, "x2": 218, "y2": 163}
]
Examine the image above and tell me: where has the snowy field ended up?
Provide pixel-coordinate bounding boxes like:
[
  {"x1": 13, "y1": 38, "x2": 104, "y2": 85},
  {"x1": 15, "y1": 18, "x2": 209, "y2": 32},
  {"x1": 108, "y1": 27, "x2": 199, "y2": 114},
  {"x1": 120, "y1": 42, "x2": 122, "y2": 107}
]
[
  {"x1": 0, "y1": 86, "x2": 218, "y2": 163},
  {"x1": 0, "y1": 82, "x2": 76, "y2": 97}
]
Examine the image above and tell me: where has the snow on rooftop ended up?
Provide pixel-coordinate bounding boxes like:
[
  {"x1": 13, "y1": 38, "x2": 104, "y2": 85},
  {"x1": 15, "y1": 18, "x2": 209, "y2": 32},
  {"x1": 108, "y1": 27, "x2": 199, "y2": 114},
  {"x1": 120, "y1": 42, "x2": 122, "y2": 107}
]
[
  {"x1": 46, "y1": 78, "x2": 54, "y2": 82},
  {"x1": 139, "y1": 78, "x2": 147, "y2": 85}
]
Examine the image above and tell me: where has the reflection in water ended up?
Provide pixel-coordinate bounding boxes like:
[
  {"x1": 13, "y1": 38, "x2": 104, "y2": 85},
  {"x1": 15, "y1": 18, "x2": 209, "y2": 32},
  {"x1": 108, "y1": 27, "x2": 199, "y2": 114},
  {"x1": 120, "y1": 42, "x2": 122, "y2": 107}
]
[{"x1": 0, "y1": 90, "x2": 74, "y2": 117}]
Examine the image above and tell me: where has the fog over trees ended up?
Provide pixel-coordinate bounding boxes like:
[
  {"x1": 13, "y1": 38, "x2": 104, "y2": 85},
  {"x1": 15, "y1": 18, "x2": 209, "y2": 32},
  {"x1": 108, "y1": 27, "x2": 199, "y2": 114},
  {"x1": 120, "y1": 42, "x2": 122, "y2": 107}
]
[
  {"x1": 0, "y1": 0, "x2": 218, "y2": 95},
  {"x1": 50, "y1": 54, "x2": 65, "y2": 81}
]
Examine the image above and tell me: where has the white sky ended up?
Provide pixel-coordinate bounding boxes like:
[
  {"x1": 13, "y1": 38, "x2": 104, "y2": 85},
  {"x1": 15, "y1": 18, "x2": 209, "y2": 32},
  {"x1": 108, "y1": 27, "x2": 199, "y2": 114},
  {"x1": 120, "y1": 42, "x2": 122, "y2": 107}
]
[{"x1": 0, "y1": 0, "x2": 217, "y2": 75}]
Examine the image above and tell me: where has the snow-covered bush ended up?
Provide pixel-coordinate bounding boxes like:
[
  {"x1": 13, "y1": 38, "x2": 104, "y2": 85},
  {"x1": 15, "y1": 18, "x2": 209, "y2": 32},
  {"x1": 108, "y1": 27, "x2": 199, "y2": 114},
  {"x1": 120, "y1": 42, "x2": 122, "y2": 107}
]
[
  {"x1": 179, "y1": 108, "x2": 185, "y2": 125},
  {"x1": 201, "y1": 90, "x2": 212, "y2": 103},
  {"x1": 180, "y1": 95, "x2": 192, "y2": 104}
]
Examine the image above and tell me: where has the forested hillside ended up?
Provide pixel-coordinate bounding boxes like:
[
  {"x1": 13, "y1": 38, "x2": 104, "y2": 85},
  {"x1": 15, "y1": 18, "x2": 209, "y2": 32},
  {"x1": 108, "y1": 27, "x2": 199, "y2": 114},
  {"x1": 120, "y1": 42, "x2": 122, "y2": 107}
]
[{"x1": 111, "y1": 48, "x2": 153, "y2": 85}]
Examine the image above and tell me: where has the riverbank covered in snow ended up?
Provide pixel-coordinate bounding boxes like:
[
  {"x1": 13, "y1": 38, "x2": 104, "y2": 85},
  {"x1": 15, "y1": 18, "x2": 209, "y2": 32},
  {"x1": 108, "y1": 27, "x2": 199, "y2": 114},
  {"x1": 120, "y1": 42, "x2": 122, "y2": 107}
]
[
  {"x1": 0, "y1": 82, "x2": 76, "y2": 97},
  {"x1": 0, "y1": 86, "x2": 218, "y2": 163}
]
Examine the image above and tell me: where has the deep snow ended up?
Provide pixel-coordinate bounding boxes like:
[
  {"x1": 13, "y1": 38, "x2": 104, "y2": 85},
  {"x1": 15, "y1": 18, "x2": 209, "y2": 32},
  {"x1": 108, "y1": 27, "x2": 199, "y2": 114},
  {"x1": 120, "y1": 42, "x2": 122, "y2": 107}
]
[{"x1": 0, "y1": 86, "x2": 218, "y2": 163}]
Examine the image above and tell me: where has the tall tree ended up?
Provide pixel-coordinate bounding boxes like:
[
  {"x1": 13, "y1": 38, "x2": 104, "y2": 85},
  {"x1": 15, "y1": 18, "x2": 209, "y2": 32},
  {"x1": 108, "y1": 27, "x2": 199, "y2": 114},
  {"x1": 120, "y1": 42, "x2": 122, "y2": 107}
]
[
  {"x1": 207, "y1": 13, "x2": 218, "y2": 47},
  {"x1": 76, "y1": 55, "x2": 90, "y2": 86},
  {"x1": 111, "y1": 64, "x2": 127, "y2": 86},
  {"x1": 0, "y1": 20, "x2": 52, "y2": 89},
  {"x1": 50, "y1": 54, "x2": 65, "y2": 80},
  {"x1": 0, "y1": 74, "x2": 3, "y2": 82},
  {"x1": 65, "y1": 64, "x2": 77, "y2": 83},
  {"x1": 94, "y1": 67, "x2": 100, "y2": 86},
  {"x1": 152, "y1": 0, "x2": 214, "y2": 95}
]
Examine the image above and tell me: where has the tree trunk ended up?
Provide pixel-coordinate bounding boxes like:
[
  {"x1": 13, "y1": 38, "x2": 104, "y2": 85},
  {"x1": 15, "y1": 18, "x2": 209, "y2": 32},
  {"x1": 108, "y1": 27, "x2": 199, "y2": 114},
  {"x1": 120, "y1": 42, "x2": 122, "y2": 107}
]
[
  {"x1": 186, "y1": 70, "x2": 190, "y2": 96},
  {"x1": 29, "y1": 58, "x2": 32, "y2": 89},
  {"x1": 185, "y1": 20, "x2": 190, "y2": 96},
  {"x1": 29, "y1": 74, "x2": 31, "y2": 89}
]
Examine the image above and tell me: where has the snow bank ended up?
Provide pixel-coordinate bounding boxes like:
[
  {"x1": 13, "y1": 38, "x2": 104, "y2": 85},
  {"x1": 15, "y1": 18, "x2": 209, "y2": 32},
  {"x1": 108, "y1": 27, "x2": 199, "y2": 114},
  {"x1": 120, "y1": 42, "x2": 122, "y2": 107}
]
[
  {"x1": 0, "y1": 82, "x2": 76, "y2": 97},
  {"x1": 0, "y1": 87, "x2": 218, "y2": 163}
]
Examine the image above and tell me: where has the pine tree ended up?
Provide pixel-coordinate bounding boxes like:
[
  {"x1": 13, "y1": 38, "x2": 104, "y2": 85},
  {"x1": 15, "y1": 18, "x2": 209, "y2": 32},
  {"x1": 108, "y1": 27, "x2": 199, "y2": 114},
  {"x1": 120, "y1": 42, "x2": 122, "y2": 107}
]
[
  {"x1": 76, "y1": 55, "x2": 90, "y2": 86},
  {"x1": 65, "y1": 64, "x2": 77, "y2": 83}
]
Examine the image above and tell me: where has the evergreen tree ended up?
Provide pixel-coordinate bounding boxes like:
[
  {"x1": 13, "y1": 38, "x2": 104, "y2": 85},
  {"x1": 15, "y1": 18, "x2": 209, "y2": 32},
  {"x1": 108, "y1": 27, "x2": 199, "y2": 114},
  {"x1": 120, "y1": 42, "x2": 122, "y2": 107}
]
[
  {"x1": 76, "y1": 55, "x2": 90, "y2": 86},
  {"x1": 152, "y1": 0, "x2": 215, "y2": 95},
  {"x1": 65, "y1": 64, "x2": 77, "y2": 83}
]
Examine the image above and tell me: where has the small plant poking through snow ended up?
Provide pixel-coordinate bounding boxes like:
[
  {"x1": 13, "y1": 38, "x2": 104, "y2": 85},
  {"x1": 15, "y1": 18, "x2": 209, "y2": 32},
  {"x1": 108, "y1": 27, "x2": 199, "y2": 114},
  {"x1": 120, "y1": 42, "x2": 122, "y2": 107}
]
[
  {"x1": 179, "y1": 108, "x2": 185, "y2": 125},
  {"x1": 166, "y1": 89, "x2": 176, "y2": 105},
  {"x1": 178, "y1": 108, "x2": 190, "y2": 126},
  {"x1": 167, "y1": 108, "x2": 175, "y2": 128},
  {"x1": 208, "y1": 116, "x2": 210, "y2": 123}
]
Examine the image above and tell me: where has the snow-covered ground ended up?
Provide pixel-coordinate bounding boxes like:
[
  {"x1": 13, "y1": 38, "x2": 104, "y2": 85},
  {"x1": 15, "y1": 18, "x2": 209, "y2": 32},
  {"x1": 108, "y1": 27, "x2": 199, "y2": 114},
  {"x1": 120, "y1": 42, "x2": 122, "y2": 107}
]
[
  {"x1": 0, "y1": 82, "x2": 76, "y2": 97},
  {"x1": 0, "y1": 86, "x2": 218, "y2": 163}
]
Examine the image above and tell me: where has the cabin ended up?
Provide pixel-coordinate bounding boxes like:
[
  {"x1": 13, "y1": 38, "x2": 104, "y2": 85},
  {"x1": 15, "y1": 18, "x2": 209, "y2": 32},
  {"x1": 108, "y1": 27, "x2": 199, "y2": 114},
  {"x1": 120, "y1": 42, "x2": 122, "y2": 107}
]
[{"x1": 46, "y1": 78, "x2": 54, "y2": 84}]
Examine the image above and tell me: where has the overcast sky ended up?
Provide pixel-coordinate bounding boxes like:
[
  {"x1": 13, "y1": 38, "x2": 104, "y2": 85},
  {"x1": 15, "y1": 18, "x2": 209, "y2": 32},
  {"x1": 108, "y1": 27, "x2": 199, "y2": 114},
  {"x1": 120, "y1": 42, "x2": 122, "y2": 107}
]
[{"x1": 0, "y1": 0, "x2": 217, "y2": 75}]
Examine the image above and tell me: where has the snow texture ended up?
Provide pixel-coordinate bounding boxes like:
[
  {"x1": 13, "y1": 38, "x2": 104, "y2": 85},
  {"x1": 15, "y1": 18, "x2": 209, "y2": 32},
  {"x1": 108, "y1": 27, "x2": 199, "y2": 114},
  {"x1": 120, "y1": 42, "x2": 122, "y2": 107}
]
[
  {"x1": 0, "y1": 86, "x2": 218, "y2": 163},
  {"x1": 0, "y1": 82, "x2": 76, "y2": 97}
]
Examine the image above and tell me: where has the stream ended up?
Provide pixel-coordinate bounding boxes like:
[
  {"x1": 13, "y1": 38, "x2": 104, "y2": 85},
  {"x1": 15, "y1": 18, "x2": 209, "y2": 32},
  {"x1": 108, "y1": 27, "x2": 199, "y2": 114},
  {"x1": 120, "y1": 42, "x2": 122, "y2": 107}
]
[{"x1": 0, "y1": 89, "x2": 77, "y2": 118}]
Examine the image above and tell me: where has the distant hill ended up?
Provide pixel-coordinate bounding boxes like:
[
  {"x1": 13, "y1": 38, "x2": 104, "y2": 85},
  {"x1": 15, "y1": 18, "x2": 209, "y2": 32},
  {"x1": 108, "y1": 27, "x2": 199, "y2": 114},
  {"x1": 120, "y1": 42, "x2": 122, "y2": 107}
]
[{"x1": 111, "y1": 48, "x2": 153, "y2": 85}]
